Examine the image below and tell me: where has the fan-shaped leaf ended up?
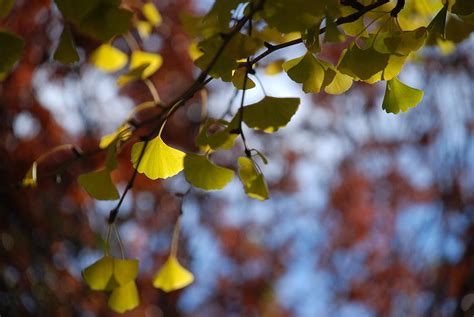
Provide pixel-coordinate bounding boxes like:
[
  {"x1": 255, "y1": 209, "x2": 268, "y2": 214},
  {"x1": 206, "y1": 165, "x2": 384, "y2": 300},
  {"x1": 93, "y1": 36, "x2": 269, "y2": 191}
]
[
  {"x1": 78, "y1": 169, "x2": 119, "y2": 200},
  {"x1": 108, "y1": 281, "x2": 139, "y2": 313},
  {"x1": 153, "y1": 256, "x2": 194, "y2": 292},
  {"x1": 90, "y1": 44, "x2": 127, "y2": 72},
  {"x1": 184, "y1": 154, "x2": 234, "y2": 190},
  {"x1": 382, "y1": 77, "x2": 424, "y2": 114},
  {"x1": 238, "y1": 157, "x2": 269, "y2": 201}
]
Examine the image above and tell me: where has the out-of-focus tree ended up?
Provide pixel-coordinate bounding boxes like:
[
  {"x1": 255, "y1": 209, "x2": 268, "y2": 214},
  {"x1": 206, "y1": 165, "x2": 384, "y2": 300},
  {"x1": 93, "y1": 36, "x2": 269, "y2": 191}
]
[{"x1": 1, "y1": 0, "x2": 474, "y2": 316}]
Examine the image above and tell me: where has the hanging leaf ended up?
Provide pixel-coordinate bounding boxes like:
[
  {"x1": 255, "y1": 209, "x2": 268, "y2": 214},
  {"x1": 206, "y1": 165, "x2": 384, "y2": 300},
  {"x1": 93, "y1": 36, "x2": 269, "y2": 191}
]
[
  {"x1": 142, "y1": 2, "x2": 162, "y2": 27},
  {"x1": 78, "y1": 169, "x2": 119, "y2": 200},
  {"x1": 238, "y1": 157, "x2": 269, "y2": 201},
  {"x1": 99, "y1": 125, "x2": 132, "y2": 149},
  {"x1": 153, "y1": 256, "x2": 194, "y2": 292},
  {"x1": 323, "y1": 68, "x2": 353, "y2": 95},
  {"x1": 131, "y1": 136, "x2": 185, "y2": 180},
  {"x1": 0, "y1": 31, "x2": 24, "y2": 74},
  {"x1": 82, "y1": 256, "x2": 139, "y2": 291},
  {"x1": 90, "y1": 44, "x2": 128, "y2": 72},
  {"x1": 241, "y1": 96, "x2": 300, "y2": 133},
  {"x1": 53, "y1": 26, "x2": 79, "y2": 64},
  {"x1": 108, "y1": 281, "x2": 139, "y2": 313},
  {"x1": 382, "y1": 77, "x2": 424, "y2": 114},
  {"x1": 184, "y1": 154, "x2": 234, "y2": 190},
  {"x1": 337, "y1": 44, "x2": 390, "y2": 81},
  {"x1": 129, "y1": 50, "x2": 163, "y2": 79},
  {"x1": 283, "y1": 53, "x2": 326, "y2": 93}
]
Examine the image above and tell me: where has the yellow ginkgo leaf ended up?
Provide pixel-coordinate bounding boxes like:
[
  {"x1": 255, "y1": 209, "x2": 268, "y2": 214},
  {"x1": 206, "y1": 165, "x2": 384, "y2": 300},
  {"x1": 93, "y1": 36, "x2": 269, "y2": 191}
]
[
  {"x1": 99, "y1": 125, "x2": 132, "y2": 149},
  {"x1": 22, "y1": 161, "x2": 37, "y2": 188},
  {"x1": 153, "y1": 256, "x2": 194, "y2": 292},
  {"x1": 90, "y1": 44, "x2": 128, "y2": 72},
  {"x1": 82, "y1": 256, "x2": 139, "y2": 291},
  {"x1": 238, "y1": 157, "x2": 269, "y2": 201},
  {"x1": 142, "y1": 2, "x2": 162, "y2": 27},
  {"x1": 82, "y1": 256, "x2": 116, "y2": 291},
  {"x1": 136, "y1": 20, "x2": 152, "y2": 39},
  {"x1": 131, "y1": 135, "x2": 185, "y2": 180},
  {"x1": 130, "y1": 50, "x2": 163, "y2": 78},
  {"x1": 108, "y1": 281, "x2": 140, "y2": 313}
]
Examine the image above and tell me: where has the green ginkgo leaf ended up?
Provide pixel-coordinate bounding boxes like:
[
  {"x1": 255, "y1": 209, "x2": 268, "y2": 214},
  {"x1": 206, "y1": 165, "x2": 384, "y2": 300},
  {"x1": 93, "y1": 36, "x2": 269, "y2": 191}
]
[
  {"x1": 283, "y1": 53, "x2": 326, "y2": 93},
  {"x1": 338, "y1": 44, "x2": 390, "y2": 81},
  {"x1": 0, "y1": 31, "x2": 24, "y2": 74},
  {"x1": 153, "y1": 256, "x2": 194, "y2": 292},
  {"x1": 78, "y1": 169, "x2": 119, "y2": 200},
  {"x1": 53, "y1": 26, "x2": 79, "y2": 64},
  {"x1": 108, "y1": 281, "x2": 139, "y2": 313},
  {"x1": 238, "y1": 157, "x2": 269, "y2": 201},
  {"x1": 325, "y1": 16, "x2": 345, "y2": 43},
  {"x1": 231, "y1": 67, "x2": 256, "y2": 90},
  {"x1": 82, "y1": 256, "x2": 139, "y2": 291},
  {"x1": 382, "y1": 77, "x2": 424, "y2": 114},
  {"x1": 90, "y1": 44, "x2": 128, "y2": 72},
  {"x1": 184, "y1": 154, "x2": 234, "y2": 190},
  {"x1": 131, "y1": 136, "x2": 185, "y2": 180},
  {"x1": 241, "y1": 96, "x2": 300, "y2": 133}
]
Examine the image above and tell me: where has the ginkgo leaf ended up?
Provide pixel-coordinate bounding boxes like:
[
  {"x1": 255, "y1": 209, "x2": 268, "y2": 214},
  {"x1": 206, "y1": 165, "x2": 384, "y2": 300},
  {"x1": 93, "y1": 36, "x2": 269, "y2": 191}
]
[
  {"x1": 131, "y1": 136, "x2": 185, "y2": 180},
  {"x1": 184, "y1": 154, "x2": 234, "y2": 190},
  {"x1": 337, "y1": 44, "x2": 390, "y2": 81},
  {"x1": 78, "y1": 169, "x2": 119, "y2": 200},
  {"x1": 283, "y1": 53, "x2": 326, "y2": 93},
  {"x1": 90, "y1": 44, "x2": 128, "y2": 72},
  {"x1": 82, "y1": 256, "x2": 116, "y2": 291},
  {"x1": 382, "y1": 77, "x2": 424, "y2": 114},
  {"x1": 82, "y1": 256, "x2": 139, "y2": 291},
  {"x1": 99, "y1": 125, "x2": 132, "y2": 149},
  {"x1": 142, "y1": 2, "x2": 162, "y2": 27},
  {"x1": 22, "y1": 161, "x2": 37, "y2": 188},
  {"x1": 238, "y1": 157, "x2": 269, "y2": 201},
  {"x1": 153, "y1": 256, "x2": 194, "y2": 292},
  {"x1": 53, "y1": 26, "x2": 79, "y2": 64},
  {"x1": 323, "y1": 69, "x2": 353, "y2": 95},
  {"x1": 136, "y1": 20, "x2": 153, "y2": 39},
  {"x1": 0, "y1": 31, "x2": 24, "y2": 74},
  {"x1": 241, "y1": 96, "x2": 300, "y2": 133},
  {"x1": 231, "y1": 67, "x2": 256, "y2": 90},
  {"x1": 108, "y1": 281, "x2": 139, "y2": 313},
  {"x1": 195, "y1": 118, "x2": 238, "y2": 151},
  {"x1": 129, "y1": 50, "x2": 163, "y2": 79}
]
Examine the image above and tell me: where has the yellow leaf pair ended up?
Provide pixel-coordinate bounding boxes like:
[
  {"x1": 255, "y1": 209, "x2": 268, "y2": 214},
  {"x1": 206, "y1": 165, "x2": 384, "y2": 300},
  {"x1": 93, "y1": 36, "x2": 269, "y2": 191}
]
[{"x1": 82, "y1": 256, "x2": 140, "y2": 313}]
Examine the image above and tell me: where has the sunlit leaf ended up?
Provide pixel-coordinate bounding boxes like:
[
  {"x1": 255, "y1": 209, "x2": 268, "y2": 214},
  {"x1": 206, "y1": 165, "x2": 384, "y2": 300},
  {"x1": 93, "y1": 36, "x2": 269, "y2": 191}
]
[
  {"x1": 82, "y1": 256, "x2": 116, "y2": 291},
  {"x1": 108, "y1": 281, "x2": 139, "y2": 313},
  {"x1": 283, "y1": 53, "x2": 326, "y2": 93},
  {"x1": 153, "y1": 256, "x2": 194, "y2": 292},
  {"x1": 22, "y1": 161, "x2": 37, "y2": 188},
  {"x1": 241, "y1": 96, "x2": 300, "y2": 133},
  {"x1": 136, "y1": 20, "x2": 153, "y2": 39},
  {"x1": 90, "y1": 44, "x2": 127, "y2": 72},
  {"x1": 131, "y1": 136, "x2": 185, "y2": 180},
  {"x1": 82, "y1": 256, "x2": 139, "y2": 292},
  {"x1": 78, "y1": 169, "x2": 119, "y2": 200},
  {"x1": 142, "y1": 2, "x2": 162, "y2": 27},
  {"x1": 130, "y1": 50, "x2": 163, "y2": 78},
  {"x1": 0, "y1": 31, "x2": 24, "y2": 74},
  {"x1": 323, "y1": 69, "x2": 353, "y2": 95},
  {"x1": 238, "y1": 157, "x2": 269, "y2": 201},
  {"x1": 99, "y1": 125, "x2": 132, "y2": 149},
  {"x1": 184, "y1": 154, "x2": 234, "y2": 190},
  {"x1": 53, "y1": 26, "x2": 79, "y2": 64},
  {"x1": 382, "y1": 77, "x2": 424, "y2": 114}
]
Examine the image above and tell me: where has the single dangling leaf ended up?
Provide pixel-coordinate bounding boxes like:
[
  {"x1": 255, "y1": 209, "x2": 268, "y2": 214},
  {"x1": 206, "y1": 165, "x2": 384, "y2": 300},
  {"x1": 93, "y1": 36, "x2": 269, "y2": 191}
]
[
  {"x1": 184, "y1": 154, "x2": 234, "y2": 190},
  {"x1": 153, "y1": 256, "x2": 194, "y2": 292},
  {"x1": 382, "y1": 77, "x2": 424, "y2": 114},
  {"x1": 238, "y1": 157, "x2": 269, "y2": 201}
]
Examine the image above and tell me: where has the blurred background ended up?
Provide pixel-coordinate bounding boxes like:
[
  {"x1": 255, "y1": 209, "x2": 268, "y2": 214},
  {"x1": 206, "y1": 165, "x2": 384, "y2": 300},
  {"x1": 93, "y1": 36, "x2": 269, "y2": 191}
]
[{"x1": 1, "y1": 0, "x2": 474, "y2": 316}]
